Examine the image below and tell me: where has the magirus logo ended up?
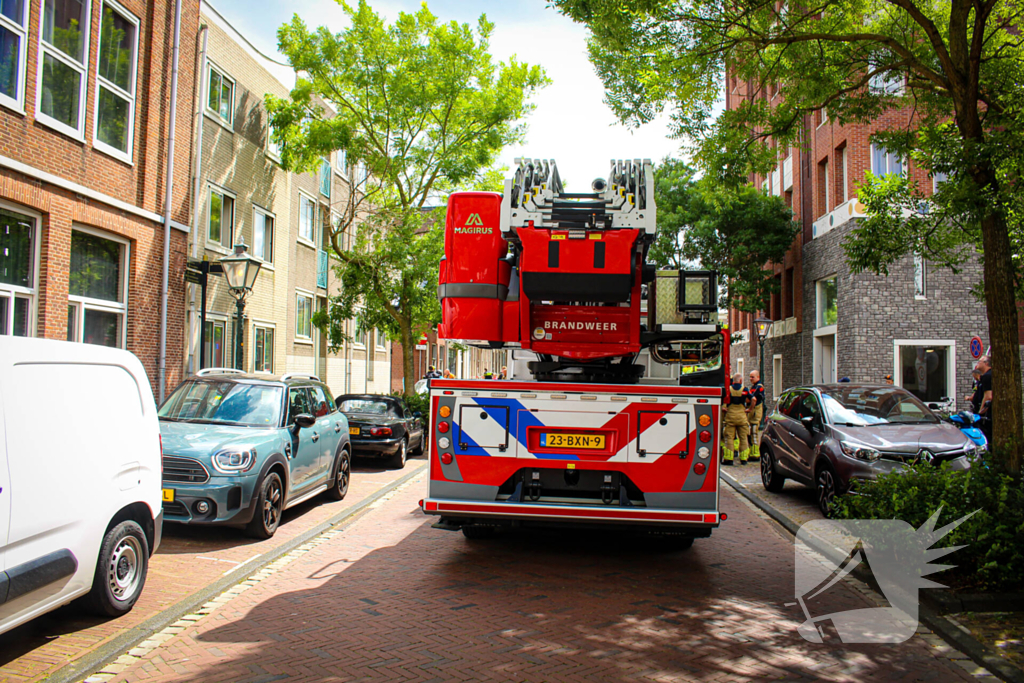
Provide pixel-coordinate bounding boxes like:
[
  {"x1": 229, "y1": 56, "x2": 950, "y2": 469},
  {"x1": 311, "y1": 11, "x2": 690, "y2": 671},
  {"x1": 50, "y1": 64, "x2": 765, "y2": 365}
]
[
  {"x1": 791, "y1": 508, "x2": 976, "y2": 643},
  {"x1": 454, "y1": 213, "x2": 491, "y2": 234},
  {"x1": 465, "y1": 213, "x2": 484, "y2": 226}
]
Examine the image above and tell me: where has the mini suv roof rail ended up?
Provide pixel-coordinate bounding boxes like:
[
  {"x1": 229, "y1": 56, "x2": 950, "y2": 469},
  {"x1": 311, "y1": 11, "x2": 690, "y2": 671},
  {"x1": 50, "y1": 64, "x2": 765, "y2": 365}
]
[
  {"x1": 195, "y1": 367, "x2": 246, "y2": 377},
  {"x1": 280, "y1": 372, "x2": 321, "y2": 382}
]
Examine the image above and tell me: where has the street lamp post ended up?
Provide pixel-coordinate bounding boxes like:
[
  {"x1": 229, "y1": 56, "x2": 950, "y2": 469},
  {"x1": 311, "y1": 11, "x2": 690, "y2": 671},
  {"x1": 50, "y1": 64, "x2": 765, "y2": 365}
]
[
  {"x1": 754, "y1": 316, "x2": 773, "y2": 389},
  {"x1": 218, "y1": 241, "x2": 262, "y2": 370}
]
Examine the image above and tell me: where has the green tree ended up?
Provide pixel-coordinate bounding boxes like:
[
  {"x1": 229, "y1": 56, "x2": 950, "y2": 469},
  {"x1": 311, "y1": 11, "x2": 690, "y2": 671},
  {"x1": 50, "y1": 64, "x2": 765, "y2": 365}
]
[
  {"x1": 555, "y1": 0, "x2": 1024, "y2": 474},
  {"x1": 266, "y1": 1, "x2": 546, "y2": 396},
  {"x1": 651, "y1": 158, "x2": 799, "y2": 312}
]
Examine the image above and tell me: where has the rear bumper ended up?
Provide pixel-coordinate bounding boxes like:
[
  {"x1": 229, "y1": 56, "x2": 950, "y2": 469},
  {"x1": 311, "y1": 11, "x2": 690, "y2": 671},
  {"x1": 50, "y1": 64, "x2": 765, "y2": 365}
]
[
  {"x1": 421, "y1": 498, "x2": 720, "y2": 530},
  {"x1": 352, "y1": 438, "x2": 402, "y2": 457}
]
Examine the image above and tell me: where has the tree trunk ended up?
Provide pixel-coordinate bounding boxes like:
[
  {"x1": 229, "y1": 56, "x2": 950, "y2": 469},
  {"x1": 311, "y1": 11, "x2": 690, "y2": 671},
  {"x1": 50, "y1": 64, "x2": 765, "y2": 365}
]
[
  {"x1": 977, "y1": 207, "x2": 1023, "y2": 476},
  {"x1": 399, "y1": 318, "x2": 416, "y2": 399}
]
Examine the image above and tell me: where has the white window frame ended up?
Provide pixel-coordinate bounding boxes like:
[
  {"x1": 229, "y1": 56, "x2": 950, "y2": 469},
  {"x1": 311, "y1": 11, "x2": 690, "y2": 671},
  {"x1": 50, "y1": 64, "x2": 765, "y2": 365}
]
[
  {"x1": 205, "y1": 61, "x2": 234, "y2": 127},
  {"x1": 36, "y1": 0, "x2": 92, "y2": 139},
  {"x1": 334, "y1": 149, "x2": 347, "y2": 177},
  {"x1": 0, "y1": 202, "x2": 41, "y2": 337},
  {"x1": 206, "y1": 184, "x2": 235, "y2": 252},
  {"x1": 913, "y1": 253, "x2": 926, "y2": 299},
  {"x1": 67, "y1": 224, "x2": 129, "y2": 349},
  {"x1": 297, "y1": 192, "x2": 316, "y2": 247},
  {"x1": 295, "y1": 289, "x2": 313, "y2": 343},
  {"x1": 932, "y1": 171, "x2": 949, "y2": 192},
  {"x1": 251, "y1": 205, "x2": 274, "y2": 266},
  {"x1": 265, "y1": 120, "x2": 280, "y2": 161},
  {"x1": 892, "y1": 339, "x2": 957, "y2": 407},
  {"x1": 0, "y1": 0, "x2": 30, "y2": 113},
  {"x1": 375, "y1": 328, "x2": 387, "y2": 350},
  {"x1": 253, "y1": 320, "x2": 275, "y2": 374},
  {"x1": 353, "y1": 315, "x2": 367, "y2": 348},
  {"x1": 815, "y1": 275, "x2": 838, "y2": 332},
  {"x1": 823, "y1": 158, "x2": 831, "y2": 213},
  {"x1": 92, "y1": 0, "x2": 139, "y2": 163},
  {"x1": 319, "y1": 157, "x2": 331, "y2": 198},
  {"x1": 841, "y1": 146, "x2": 849, "y2": 203},
  {"x1": 870, "y1": 143, "x2": 904, "y2": 177},
  {"x1": 816, "y1": 108, "x2": 828, "y2": 129},
  {"x1": 772, "y1": 354, "x2": 783, "y2": 400},
  {"x1": 869, "y1": 63, "x2": 905, "y2": 96}
]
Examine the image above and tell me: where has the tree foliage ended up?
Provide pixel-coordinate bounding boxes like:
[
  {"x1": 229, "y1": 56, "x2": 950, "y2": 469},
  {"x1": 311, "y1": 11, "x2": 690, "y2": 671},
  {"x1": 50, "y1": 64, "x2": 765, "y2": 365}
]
[
  {"x1": 266, "y1": 1, "x2": 546, "y2": 395},
  {"x1": 651, "y1": 158, "x2": 799, "y2": 312},
  {"x1": 555, "y1": 0, "x2": 1024, "y2": 474}
]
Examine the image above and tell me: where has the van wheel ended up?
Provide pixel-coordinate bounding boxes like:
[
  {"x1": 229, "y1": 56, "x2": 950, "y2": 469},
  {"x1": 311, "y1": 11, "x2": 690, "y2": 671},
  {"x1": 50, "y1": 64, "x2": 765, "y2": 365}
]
[
  {"x1": 86, "y1": 521, "x2": 149, "y2": 617},
  {"x1": 327, "y1": 449, "x2": 351, "y2": 501},
  {"x1": 390, "y1": 439, "x2": 408, "y2": 469},
  {"x1": 246, "y1": 472, "x2": 284, "y2": 539}
]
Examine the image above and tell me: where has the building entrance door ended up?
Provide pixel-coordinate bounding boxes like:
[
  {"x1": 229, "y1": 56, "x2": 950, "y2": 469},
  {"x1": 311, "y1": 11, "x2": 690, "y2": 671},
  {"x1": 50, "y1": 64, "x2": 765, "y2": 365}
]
[{"x1": 814, "y1": 334, "x2": 836, "y2": 384}]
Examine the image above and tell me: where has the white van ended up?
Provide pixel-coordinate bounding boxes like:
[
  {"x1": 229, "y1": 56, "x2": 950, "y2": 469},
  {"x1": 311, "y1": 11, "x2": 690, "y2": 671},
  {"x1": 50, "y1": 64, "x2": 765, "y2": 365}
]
[{"x1": 0, "y1": 336, "x2": 162, "y2": 633}]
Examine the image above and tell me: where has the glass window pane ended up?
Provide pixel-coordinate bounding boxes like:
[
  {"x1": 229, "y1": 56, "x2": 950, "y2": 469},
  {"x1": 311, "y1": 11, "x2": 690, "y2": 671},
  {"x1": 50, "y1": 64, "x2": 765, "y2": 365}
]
[
  {"x1": 42, "y1": 0, "x2": 84, "y2": 62},
  {"x1": 899, "y1": 346, "x2": 949, "y2": 403},
  {"x1": 0, "y1": 25, "x2": 20, "y2": 100},
  {"x1": 40, "y1": 52, "x2": 81, "y2": 127},
  {"x1": 219, "y1": 81, "x2": 231, "y2": 121},
  {"x1": 207, "y1": 69, "x2": 220, "y2": 112},
  {"x1": 0, "y1": 209, "x2": 33, "y2": 287},
  {"x1": 66, "y1": 303, "x2": 75, "y2": 340},
  {"x1": 96, "y1": 85, "x2": 129, "y2": 152},
  {"x1": 818, "y1": 277, "x2": 837, "y2": 327},
  {"x1": 12, "y1": 294, "x2": 26, "y2": 335},
  {"x1": 83, "y1": 308, "x2": 120, "y2": 347},
  {"x1": 214, "y1": 323, "x2": 223, "y2": 366},
  {"x1": 0, "y1": 295, "x2": 6, "y2": 334},
  {"x1": 209, "y1": 191, "x2": 222, "y2": 243},
  {"x1": 70, "y1": 231, "x2": 122, "y2": 302},
  {"x1": 97, "y1": 5, "x2": 133, "y2": 92},
  {"x1": 0, "y1": 0, "x2": 24, "y2": 25},
  {"x1": 222, "y1": 196, "x2": 234, "y2": 246}
]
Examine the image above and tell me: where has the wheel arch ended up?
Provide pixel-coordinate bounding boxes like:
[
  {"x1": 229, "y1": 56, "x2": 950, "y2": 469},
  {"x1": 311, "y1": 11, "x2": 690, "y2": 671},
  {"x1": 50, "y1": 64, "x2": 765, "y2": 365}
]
[{"x1": 105, "y1": 502, "x2": 156, "y2": 557}]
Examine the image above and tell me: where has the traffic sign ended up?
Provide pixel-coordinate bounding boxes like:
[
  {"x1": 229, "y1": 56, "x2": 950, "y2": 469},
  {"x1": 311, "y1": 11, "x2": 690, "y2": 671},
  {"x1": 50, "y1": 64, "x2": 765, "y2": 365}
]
[
  {"x1": 184, "y1": 268, "x2": 205, "y2": 285},
  {"x1": 969, "y1": 336, "x2": 983, "y2": 359}
]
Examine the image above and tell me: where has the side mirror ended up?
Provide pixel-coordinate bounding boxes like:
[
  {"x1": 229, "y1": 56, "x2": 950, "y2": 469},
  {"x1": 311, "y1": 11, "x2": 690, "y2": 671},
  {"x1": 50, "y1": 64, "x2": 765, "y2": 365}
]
[
  {"x1": 800, "y1": 415, "x2": 819, "y2": 431},
  {"x1": 293, "y1": 413, "x2": 316, "y2": 429},
  {"x1": 414, "y1": 411, "x2": 422, "y2": 418}
]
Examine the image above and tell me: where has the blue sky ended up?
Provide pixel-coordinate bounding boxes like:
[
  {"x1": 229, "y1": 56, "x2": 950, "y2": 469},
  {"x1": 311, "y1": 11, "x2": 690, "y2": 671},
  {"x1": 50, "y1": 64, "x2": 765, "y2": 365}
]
[{"x1": 209, "y1": 0, "x2": 688, "y2": 187}]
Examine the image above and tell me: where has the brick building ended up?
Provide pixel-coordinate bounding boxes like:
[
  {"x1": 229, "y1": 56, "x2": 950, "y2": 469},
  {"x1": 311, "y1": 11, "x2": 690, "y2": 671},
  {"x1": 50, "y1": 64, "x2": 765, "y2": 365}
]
[
  {"x1": 0, "y1": 0, "x2": 198, "y2": 399},
  {"x1": 189, "y1": 1, "x2": 390, "y2": 397},
  {"x1": 390, "y1": 328, "x2": 509, "y2": 392},
  {"x1": 725, "y1": 83, "x2": 999, "y2": 413}
]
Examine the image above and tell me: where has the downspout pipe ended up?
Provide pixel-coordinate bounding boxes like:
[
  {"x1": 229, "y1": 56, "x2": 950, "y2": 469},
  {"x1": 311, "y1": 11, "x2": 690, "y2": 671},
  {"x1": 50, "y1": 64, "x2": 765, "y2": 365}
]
[
  {"x1": 159, "y1": 0, "x2": 184, "y2": 404},
  {"x1": 187, "y1": 23, "x2": 209, "y2": 375}
]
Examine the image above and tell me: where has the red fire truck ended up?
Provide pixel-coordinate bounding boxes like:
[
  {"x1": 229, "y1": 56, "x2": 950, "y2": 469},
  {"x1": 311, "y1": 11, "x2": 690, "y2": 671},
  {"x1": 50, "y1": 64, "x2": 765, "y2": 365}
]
[{"x1": 421, "y1": 159, "x2": 729, "y2": 546}]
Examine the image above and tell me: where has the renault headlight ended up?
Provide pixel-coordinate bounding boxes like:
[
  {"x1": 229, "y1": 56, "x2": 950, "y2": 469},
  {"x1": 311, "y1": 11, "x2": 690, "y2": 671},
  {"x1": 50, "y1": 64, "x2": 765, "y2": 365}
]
[
  {"x1": 840, "y1": 442, "x2": 881, "y2": 462},
  {"x1": 212, "y1": 448, "x2": 257, "y2": 474}
]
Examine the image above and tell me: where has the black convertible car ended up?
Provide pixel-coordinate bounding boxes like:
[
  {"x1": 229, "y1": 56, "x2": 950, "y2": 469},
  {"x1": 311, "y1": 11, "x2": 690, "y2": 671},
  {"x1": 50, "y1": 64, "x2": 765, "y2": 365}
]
[{"x1": 335, "y1": 395, "x2": 425, "y2": 468}]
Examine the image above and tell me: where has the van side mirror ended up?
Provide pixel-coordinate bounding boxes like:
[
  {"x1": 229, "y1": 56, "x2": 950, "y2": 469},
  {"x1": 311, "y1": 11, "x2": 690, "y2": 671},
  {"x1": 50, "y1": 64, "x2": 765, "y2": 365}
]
[{"x1": 293, "y1": 413, "x2": 316, "y2": 429}]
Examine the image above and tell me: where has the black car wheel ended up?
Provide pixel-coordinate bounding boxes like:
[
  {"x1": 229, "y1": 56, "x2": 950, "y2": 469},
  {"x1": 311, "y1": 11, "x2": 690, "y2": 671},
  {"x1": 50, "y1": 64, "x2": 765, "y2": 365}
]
[
  {"x1": 761, "y1": 446, "x2": 786, "y2": 493},
  {"x1": 327, "y1": 448, "x2": 351, "y2": 501},
  {"x1": 816, "y1": 462, "x2": 839, "y2": 518},
  {"x1": 245, "y1": 472, "x2": 284, "y2": 539},
  {"x1": 390, "y1": 438, "x2": 408, "y2": 469},
  {"x1": 411, "y1": 432, "x2": 424, "y2": 455},
  {"x1": 86, "y1": 520, "x2": 149, "y2": 616}
]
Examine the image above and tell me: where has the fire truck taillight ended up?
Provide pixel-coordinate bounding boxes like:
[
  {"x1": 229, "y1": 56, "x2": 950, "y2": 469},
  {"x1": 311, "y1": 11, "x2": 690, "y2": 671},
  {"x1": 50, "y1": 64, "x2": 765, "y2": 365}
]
[
  {"x1": 439, "y1": 405, "x2": 451, "y2": 418},
  {"x1": 440, "y1": 453, "x2": 453, "y2": 465},
  {"x1": 698, "y1": 414, "x2": 711, "y2": 427},
  {"x1": 437, "y1": 421, "x2": 450, "y2": 433},
  {"x1": 694, "y1": 462, "x2": 706, "y2": 475},
  {"x1": 699, "y1": 431, "x2": 711, "y2": 443}
]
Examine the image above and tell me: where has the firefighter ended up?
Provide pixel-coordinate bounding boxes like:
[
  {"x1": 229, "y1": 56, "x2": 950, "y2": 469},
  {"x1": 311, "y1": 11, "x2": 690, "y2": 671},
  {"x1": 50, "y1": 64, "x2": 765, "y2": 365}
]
[
  {"x1": 723, "y1": 372, "x2": 749, "y2": 466},
  {"x1": 746, "y1": 370, "x2": 765, "y2": 463}
]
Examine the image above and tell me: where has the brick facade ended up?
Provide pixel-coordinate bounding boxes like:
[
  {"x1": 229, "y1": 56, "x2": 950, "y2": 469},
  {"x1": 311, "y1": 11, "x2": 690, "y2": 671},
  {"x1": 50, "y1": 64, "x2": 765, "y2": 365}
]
[
  {"x1": 0, "y1": 0, "x2": 198, "y2": 397},
  {"x1": 725, "y1": 80, "x2": 1000, "y2": 412}
]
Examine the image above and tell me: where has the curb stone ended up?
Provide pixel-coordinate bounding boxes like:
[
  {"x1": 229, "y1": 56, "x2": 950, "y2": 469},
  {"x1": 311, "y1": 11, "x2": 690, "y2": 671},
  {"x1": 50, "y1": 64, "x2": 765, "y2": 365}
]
[
  {"x1": 721, "y1": 471, "x2": 1024, "y2": 683},
  {"x1": 45, "y1": 462, "x2": 427, "y2": 683}
]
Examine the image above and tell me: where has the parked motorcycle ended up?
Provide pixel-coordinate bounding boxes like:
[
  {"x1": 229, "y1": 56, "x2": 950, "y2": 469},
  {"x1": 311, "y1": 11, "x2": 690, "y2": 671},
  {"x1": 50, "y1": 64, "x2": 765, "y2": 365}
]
[{"x1": 947, "y1": 410, "x2": 989, "y2": 452}]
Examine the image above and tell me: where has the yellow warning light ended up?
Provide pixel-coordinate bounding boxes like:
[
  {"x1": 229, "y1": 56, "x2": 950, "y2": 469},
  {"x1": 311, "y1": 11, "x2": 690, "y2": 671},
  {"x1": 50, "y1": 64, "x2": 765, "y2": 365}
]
[
  {"x1": 439, "y1": 405, "x2": 451, "y2": 418},
  {"x1": 699, "y1": 414, "x2": 712, "y2": 427}
]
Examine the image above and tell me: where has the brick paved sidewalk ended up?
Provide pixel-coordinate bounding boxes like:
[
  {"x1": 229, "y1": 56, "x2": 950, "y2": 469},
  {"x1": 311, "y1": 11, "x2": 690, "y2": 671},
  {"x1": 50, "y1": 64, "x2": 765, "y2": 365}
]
[
  {"x1": 0, "y1": 458, "x2": 424, "y2": 683},
  {"x1": 98, "y1": 472, "x2": 985, "y2": 683}
]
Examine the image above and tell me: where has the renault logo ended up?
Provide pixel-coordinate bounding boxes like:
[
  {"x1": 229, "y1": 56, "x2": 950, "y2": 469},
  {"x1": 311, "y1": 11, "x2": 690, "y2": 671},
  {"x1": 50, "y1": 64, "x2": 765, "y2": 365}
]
[{"x1": 917, "y1": 448, "x2": 935, "y2": 463}]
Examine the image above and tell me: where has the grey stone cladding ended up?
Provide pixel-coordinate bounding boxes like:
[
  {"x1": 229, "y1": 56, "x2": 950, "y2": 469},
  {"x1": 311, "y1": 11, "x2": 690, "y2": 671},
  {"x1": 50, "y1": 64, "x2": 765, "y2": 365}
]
[{"x1": 730, "y1": 218, "x2": 991, "y2": 413}]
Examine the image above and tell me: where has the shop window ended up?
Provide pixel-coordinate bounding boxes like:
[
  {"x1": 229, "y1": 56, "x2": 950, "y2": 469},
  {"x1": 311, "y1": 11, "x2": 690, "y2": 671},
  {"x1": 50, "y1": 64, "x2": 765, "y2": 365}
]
[
  {"x1": 68, "y1": 228, "x2": 127, "y2": 348},
  {"x1": 896, "y1": 342, "x2": 953, "y2": 404}
]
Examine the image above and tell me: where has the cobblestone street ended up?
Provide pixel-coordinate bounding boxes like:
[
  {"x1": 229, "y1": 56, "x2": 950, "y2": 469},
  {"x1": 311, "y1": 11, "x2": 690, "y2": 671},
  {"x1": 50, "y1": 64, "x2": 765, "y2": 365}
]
[{"x1": 92, "y1": 471, "x2": 985, "y2": 683}]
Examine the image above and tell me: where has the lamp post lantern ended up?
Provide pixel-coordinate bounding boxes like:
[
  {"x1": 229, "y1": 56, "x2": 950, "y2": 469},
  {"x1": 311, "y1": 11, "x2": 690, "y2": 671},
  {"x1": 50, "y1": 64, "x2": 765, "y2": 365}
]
[
  {"x1": 218, "y1": 240, "x2": 262, "y2": 370},
  {"x1": 754, "y1": 315, "x2": 773, "y2": 390}
]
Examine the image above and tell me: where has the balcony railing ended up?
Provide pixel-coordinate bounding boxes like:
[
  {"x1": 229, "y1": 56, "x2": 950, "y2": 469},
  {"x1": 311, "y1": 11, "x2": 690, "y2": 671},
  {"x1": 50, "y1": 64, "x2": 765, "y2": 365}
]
[
  {"x1": 317, "y1": 249, "x2": 328, "y2": 289},
  {"x1": 812, "y1": 197, "x2": 867, "y2": 239}
]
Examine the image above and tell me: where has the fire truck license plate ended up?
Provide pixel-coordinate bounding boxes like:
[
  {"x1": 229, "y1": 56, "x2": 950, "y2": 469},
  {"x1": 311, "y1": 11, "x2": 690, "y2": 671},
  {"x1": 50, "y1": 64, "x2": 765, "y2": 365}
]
[{"x1": 540, "y1": 433, "x2": 605, "y2": 449}]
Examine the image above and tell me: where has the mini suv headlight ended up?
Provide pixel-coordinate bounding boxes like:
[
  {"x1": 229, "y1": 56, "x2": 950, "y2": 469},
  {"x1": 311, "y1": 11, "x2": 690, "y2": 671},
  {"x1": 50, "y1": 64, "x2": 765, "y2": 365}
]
[{"x1": 212, "y1": 448, "x2": 257, "y2": 474}]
